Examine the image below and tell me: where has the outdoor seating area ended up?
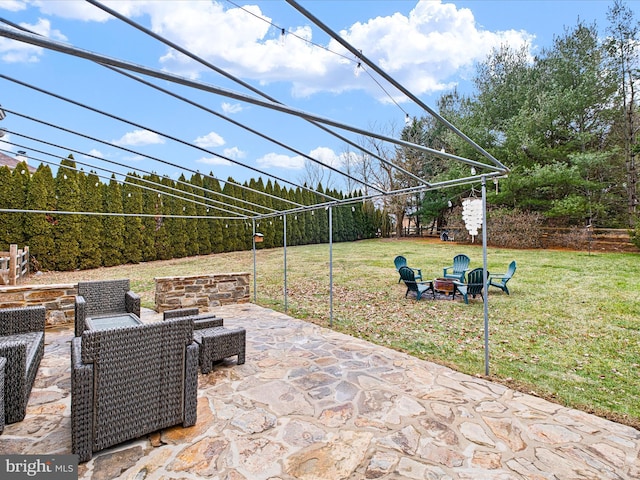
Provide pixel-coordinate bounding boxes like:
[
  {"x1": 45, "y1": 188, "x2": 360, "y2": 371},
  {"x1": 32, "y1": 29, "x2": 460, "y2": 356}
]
[
  {"x1": 0, "y1": 302, "x2": 638, "y2": 478},
  {"x1": 396, "y1": 254, "x2": 516, "y2": 303},
  {"x1": 0, "y1": 280, "x2": 249, "y2": 460}
]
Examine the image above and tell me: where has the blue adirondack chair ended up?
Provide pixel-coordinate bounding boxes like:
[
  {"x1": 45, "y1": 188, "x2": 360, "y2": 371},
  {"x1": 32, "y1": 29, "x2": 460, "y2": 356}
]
[
  {"x1": 488, "y1": 260, "x2": 516, "y2": 295},
  {"x1": 442, "y1": 254, "x2": 470, "y2": 283},
  {"x1": 399, "y1": 266, "x2": 434, "y2": 301},
  {"x1": 394, "y1": 255, "x2": 422, "y2": 283},
  {"x1": 453, "y1": 268, "x2": 487, "y2": 304}
]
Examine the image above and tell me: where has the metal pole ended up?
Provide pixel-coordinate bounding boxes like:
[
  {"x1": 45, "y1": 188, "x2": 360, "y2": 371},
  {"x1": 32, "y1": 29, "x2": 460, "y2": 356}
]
[
  {"x1": 481, "y1": 176, "x2": 490, "y2": 376},
  {"x1": 329, "y1": 207, "x2": 334, "y2": 327},
  {"x1": 283, "y1": 215, "x2": 288, "y2": 313},
  {"x1": 252, "y1": 219, "x2": 257, "y2": 303}
]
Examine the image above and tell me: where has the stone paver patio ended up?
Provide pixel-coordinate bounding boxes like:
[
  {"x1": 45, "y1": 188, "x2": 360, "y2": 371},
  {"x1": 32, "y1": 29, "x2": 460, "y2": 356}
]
[{"x1": 1, "y1": 303, "x2": 639, "y2": 479}]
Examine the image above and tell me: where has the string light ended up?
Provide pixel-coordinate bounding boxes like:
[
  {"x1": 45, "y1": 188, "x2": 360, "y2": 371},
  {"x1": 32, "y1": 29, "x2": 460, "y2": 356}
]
[{"x1": 225, "y1": 0, "x2": 409, "y2": 118}]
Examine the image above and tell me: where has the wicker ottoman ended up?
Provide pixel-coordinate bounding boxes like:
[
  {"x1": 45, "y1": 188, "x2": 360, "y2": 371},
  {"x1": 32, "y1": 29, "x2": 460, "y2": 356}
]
[
  {"x1": 193, "y1": 326, "x2": 246, "y2": 373},
  {"x1": 0, "y1": 356, "x2": 6, "y2": 433}
]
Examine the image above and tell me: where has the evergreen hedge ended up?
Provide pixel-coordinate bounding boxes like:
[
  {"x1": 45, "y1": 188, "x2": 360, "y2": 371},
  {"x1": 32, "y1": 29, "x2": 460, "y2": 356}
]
[{"x1": 0, "y1": 158, "x2": 385, "y2": 271}]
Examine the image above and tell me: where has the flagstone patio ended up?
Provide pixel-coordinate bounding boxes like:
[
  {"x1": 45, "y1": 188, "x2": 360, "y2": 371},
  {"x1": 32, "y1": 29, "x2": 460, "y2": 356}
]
[{"x1": 1, "y1": 303, "x2": 639, "y2": 479}]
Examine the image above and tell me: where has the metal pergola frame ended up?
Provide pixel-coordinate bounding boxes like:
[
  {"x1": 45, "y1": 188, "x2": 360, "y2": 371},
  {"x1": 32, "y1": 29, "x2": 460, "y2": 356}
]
[{"x1": 0, "y1": 1, "x2": 509, "y2": 374}]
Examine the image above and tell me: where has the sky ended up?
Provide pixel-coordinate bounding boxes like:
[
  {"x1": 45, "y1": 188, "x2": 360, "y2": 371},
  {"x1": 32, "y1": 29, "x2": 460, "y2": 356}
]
[{"x1": 0, "y1": 0, "x2": 636, "y2": 193}]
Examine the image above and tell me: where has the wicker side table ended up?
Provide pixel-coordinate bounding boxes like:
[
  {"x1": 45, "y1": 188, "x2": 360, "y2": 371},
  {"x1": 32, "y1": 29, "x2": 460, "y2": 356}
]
[{"x1": 193, "y1": 327, "x2": 246, "y2": 373}]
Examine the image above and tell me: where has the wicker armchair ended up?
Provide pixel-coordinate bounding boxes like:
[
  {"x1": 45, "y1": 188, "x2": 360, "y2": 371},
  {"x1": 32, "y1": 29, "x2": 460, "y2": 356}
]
[
  {"x1": 75, "y1": 279, "x2": 141, "y2": 337},
  {"x1": 71, "y1": 316, "x2": 198, "y2": 463},
  {"x1": 0, "y1": 305, "x2": 45, "y2": 425}
]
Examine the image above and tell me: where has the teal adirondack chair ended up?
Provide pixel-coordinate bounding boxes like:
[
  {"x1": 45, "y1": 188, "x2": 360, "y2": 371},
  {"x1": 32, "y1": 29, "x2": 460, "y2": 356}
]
[
  {"x1": 394, "y1": 255, "x2": 422, "y2": 283},
  {"x1": 452, "y1": 267, "x2": 487, "y2": 304},
  {"x1": 399, "y1": 266, "x2": 434, "y2": 301},
  {"x1": 443, "y1": 254, "x2": 470, "y2": 283},
  {"x1": 488, "y1": 260, "x2": 516, "y2": 295}
]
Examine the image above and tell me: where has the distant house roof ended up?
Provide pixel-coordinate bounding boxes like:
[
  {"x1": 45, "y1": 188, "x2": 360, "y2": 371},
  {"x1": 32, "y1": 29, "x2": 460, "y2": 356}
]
[{"x1": 0, "y1": 151, "x2": 37, "y2": 173}]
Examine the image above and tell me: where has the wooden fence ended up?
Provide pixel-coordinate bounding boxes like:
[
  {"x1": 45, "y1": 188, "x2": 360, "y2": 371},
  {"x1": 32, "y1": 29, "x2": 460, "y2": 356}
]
[{"x1": 0, "y1": 244, "x2": 30, "y2": 285}]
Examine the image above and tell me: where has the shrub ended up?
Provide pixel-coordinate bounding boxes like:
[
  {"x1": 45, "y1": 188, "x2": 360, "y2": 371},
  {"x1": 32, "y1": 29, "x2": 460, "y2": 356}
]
[{"x1": 446, "y1": 207, "x2": 544, "y2": 249}]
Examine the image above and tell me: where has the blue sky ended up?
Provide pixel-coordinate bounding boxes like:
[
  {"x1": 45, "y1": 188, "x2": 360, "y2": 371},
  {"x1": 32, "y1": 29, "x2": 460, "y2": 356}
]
[{"x1": 0, "y1": 0, "x2": 635, "y2": 192}]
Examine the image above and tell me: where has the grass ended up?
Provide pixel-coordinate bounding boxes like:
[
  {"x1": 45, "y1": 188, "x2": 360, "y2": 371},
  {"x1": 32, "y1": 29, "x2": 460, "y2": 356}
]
[{"x1": 29, "y1": 237, "x2": 640, "y2": 429}]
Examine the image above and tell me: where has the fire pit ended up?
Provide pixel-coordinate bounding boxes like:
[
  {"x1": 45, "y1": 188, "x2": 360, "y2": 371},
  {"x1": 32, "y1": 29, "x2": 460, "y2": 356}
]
[{"x1": 434, "y1": 278, "x2": 456, "y2": 295}]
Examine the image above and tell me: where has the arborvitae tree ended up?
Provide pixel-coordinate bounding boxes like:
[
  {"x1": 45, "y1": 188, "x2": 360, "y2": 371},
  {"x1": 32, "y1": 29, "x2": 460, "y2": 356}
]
[
  {"x1": 270, "y1": 181, "x2": 285, "y2": 247},
  {"x1": 257, "y1": 179, "x2": 274, "y2": 248},
  {"x1": 164, "y1": 175, "x2": 188, "y2": 258},
  {"x1": 132, "y1": 176, "x2": 158, "y2": 262},
  {"x1": 222, "y1": 178, "x2": 243, "y2": 251},
  {"x1": 53, "y1": 156, "x2": 81, "y2": 271},
  {"x1": 77, "y1": 171, "x2": 103, "y2": 269},
  {"x1": 178, "y1": 175, "x2": 199, "y2": 257},
  {"x1": 139, "y1": 174, "x2": 159, "y2": 261},
  {"x1": 101, "y1": 175, "x2": 125, "y2": 267},
  {"x1": 24, "y1": 164, "x2": 55, "y2": 270},
  {"x1": 315, "y1": 184, "x2": 329, "y2": 243},
  {"x1": 287, "y1": 187, "x2": 304, "y2": 246},
  {"x1": 154, "y1": 176, "x2": 172, "y2": 260},
  {"x1": 122, "y1": 174, "x2": 144, "y2": 264},
  {"x1": 7, "y1": 161, "x2": 31, "y2": 246},
  {"x1": 301, "y1": 187, "x2": 315, "y2": 245},
  {"x1": 352, "y1": 190, "x2": 366, "y2": 239},
  {"x1": 204, "y1": 174, "x2": 224, "y2": 253},
  {"x1": 191, "y1": 173, "x2": 211, "y2": 255},
  {"x1": 0, "y1": 165, "x2": 13, "y2": 250}
]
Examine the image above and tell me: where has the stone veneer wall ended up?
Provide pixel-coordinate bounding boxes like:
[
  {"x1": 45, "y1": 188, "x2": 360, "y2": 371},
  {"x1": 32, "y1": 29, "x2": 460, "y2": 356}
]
[
  {"x1": 155, "y1": 273, "x2": 250, "y2": 312},
  {"x1": 0, "y1": 273, "x2": 251, "y2": 327},
  {"x1": 0, "y1": 283, "x2": 77, "y2": 327}
]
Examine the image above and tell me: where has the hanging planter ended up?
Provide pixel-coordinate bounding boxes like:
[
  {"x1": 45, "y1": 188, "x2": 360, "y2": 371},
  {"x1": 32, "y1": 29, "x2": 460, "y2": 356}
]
[{"x1": 462, "y1": 198, "x2": 483, "y2": 240}]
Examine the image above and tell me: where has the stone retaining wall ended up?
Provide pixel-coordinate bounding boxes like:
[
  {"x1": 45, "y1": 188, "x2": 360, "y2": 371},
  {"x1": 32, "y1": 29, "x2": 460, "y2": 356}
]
[
  {"x1": 0, "y1": 283, "x2": 77, "y2": 327},
  {"x1": 155, "y1": 273, "x2": 250, "y2": 312},
  {"x1": 0, "y1": 273, "x2": 251, "y2": 327}
]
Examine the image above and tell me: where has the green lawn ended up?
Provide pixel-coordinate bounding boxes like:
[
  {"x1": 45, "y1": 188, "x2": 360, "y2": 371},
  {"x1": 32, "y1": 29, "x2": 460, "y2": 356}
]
[{"x1": 31, "y1": 237, "x2": 640, "y2": 428}]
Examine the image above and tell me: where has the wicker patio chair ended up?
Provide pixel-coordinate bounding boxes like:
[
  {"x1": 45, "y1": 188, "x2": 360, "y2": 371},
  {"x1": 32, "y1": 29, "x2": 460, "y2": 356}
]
[
  {"x1": 71, "y1": 316, "x2": 198, "y2": 463},
  {"x1": 75, "y1": 279, "x2": 141, "y2": 336},
  {"x1": 0, "y1": 305, "x2": 45, "y2": 425}
]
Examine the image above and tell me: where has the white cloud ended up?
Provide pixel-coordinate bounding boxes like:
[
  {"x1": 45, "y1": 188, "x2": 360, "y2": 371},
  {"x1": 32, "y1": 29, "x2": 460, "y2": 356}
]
[
  {"x1": 309, "y1": 146, "x2": 343, "y2": 169},
  {"x1": 221, "y1": 102, "x2": 243, "y2": 114},
  {"x1": 257, "y1": 152, "x2": 305, "y2": 170},
  {"x1": 140, "y1": 0, "x2": 534, "y2": 99},
  {"x1": 196, "y1": 155, "x2": 232, "y2": 166},
  {"x1": 223, "y1": 146, "x2": 245, "y2": 160},
  {"x1": 113, "y1": 129, "x2": 165, "y2": 146},
  {"x1": 0, "y1": 18, "x2": 66, "y2": 63},
  {"x1": 0, "y1": 1, "x2": 26, "y2": 12},
  {"x1": 32, "y1": 0, "x2": 112, "y2": 21},
  {"x1": 7, "y1": 0, "x2": 535, "y2": 99},
  {"x1": 194, "y1": 131, "x2": 225, "y2": 148},
  {"x1": 86, "y1": 148, "x2": 104, "y2": 159}
]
